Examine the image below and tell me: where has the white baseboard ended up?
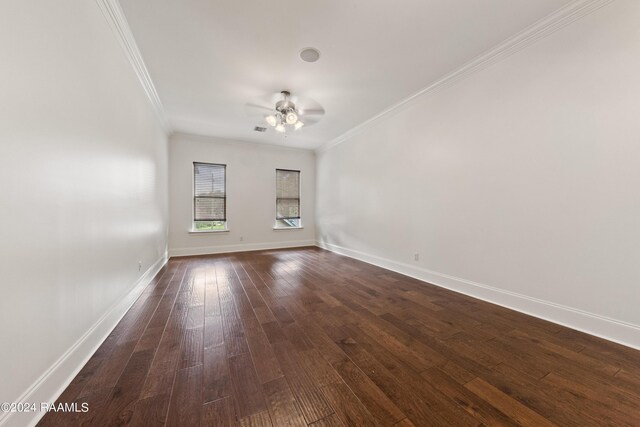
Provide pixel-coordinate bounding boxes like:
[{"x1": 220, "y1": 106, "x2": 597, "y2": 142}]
[
  {"x1": 169, "y1": 239, "x2": 316, "y2": 257},
  {"x1": 0, "y1": 253, "x2": 169, "y2": 427},
  {"x1": 316, "y1": 241, "x2": 640, "y2": 351}
]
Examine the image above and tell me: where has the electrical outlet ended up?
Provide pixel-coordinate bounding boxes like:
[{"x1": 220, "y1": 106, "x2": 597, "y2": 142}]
[
  {"x1": 138, "y1": 261, "x2": 142, "y2": 271},
  {"x1": 414, "y1": 253, "x2": 419, "y2": 262}
]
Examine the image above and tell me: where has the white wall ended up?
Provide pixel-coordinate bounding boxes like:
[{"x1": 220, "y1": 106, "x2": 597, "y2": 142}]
[
  {"x1": 0, "y1": 1, "x2": 168, "y2": 425},
  {"x1": 316, "y1": 1, "x2": 640, "y2": 348},
  {"x1": 169, "y1": 133, "x2": 316, "y2": 256}
]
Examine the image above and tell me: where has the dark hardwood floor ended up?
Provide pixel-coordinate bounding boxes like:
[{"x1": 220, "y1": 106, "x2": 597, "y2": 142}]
[{"x1": 39, "y1": 247, "x2": 640, "y2": 426}]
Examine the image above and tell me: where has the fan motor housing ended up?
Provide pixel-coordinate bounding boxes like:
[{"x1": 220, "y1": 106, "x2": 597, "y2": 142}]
[{"x1": 275, "y1": 99, "x2": 296, "y2": 113}]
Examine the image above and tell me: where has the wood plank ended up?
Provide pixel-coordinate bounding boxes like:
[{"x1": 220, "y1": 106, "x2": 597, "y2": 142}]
[
  {"x1": 140, "y1": 293, "x2": 190, "y2": 399},
  {"x1": 203, "y1": 397, "x2": 237, "y2": 427},
  {"x1": 308, "y1": 413, "x2": 344, "y2": 427},
  {"x1": 420, "y1": 368, "x2": 518, "y2": 426},
  {"x1": 505, "y1": 329, "x2": 619, "y2": 377},
  {"x1": 203, "y1": 345, "x2": 231, "y2": 403},
  {"x1": 271, "y1": 305, "x2": 296, "y2": 325},
  {"x1": 243, "y1": 315, "x2": 283, "y2": 384},
  {"x1": 465, "y1": 378, "x2": 555, "y2": 427},
  {"x1": 187, "y1": 304, "x2": 205, "y2": 329},
  {"x1": 298, "y1": 349, "x2": 343, "y2": 387},
  {"x1": 239, "y1": 410, "x2": 273, "y2": 427},
  {"x1": 179, "y1": 326, "x2": 204, "y2": 369},
  {"x1": 332, "y1": 358, "x2": 405, "y2": 426},
  {"x1": 79, "y1": 340, "x2": 137, "y2": 397},
  {"x1": 45, "y1": 355, "x2": 104, "y2": 408},
  {"x1": 228, "y1": 352, "x2": 268, "y2": 418},
  {"x1": 616, "y1": 367, "x2": 640, "y2": 390},
  {"x1": 481, "y1": 363, "x2": 605, "y2": 426},
  {"x1": 129, "y1": 394, "x2": 170, "y2": 426},
  {"x1": 272, "y1": 341, "x2": 334, "y2": 424},
  {"x1": 166, "y1": 365, "x2": 203, "y2": 426},
  {"x1": 204, "y1": 315, "x2": 224, "y2": 349},
  {"x1": 340, "y1": 309, "x2": 478, "y2": 420},
  {"x1": 95, "y1": 348, "x2": 155, "y2": 425},
  {"x1": 320, "y1": 381, "x2": 378, "y2": 427},
  {"x1": 557, "y1": 329, "x2": 640, "y2": 370},
  {"x1": 134, "y1": 326, "x2": 165, "y2": 353},
  {"x1": 542, "y1": 370, "x2": 640, "y2": 421},
  {"x1": 446, "y1": 332, "x2": 504, "y2": 369},
  {"x1": 331, "y1": 330, "x2": 439, "y2": 426},
  {"x1": 219, "y1": 284, "x2": 250, "y2": 357},
  {"x1": 393, "y1": 418, "x2": 417, "y2": 427},
  {"x1": 254, "y1": 305, "x2": 277, "y2": 324},
  {"x1": 263, "y1": 377, "x2": 307, "y2": 427},
  {"x1": 261, "y1": 321, "x2": 288, "y2": 345}
]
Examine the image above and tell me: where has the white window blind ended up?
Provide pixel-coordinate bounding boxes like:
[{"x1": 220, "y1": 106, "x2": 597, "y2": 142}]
[
  {"x1": 276, "y1": 169, "x2": 300, "y2": 220},
  {"x1": 194, "y1": 162, "x2": 226, "y2": 222}
]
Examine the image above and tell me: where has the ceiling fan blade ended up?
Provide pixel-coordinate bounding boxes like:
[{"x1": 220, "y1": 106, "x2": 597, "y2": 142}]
[
  {"x1": 245, "y1": 102, "x2": 273, "y2": 112},
  {"x1": 245, "y1": 103, "x2": 275, "y2": 120},
  {"x1": 299, "y1": 116, "x2": 322, "y2": 126},
  {"x1": 300, "y1": 108, "x2": 325, "y2": 116}
]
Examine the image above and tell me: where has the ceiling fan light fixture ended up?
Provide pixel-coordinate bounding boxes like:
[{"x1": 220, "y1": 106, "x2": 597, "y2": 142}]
[
  {"x1": 255, "y1": 90, "x2": 322, "y2": 134},
  {"x1": 285, "y1": 111, "x2": 298, "y2": 124},
  {"x1": 265, "y1": 115, "x2": 277, "y2": 126}
]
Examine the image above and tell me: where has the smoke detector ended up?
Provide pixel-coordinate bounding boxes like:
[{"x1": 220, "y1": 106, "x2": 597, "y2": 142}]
[{"x1": 299, "y1": 47, "x2": 320, "y2": 63}]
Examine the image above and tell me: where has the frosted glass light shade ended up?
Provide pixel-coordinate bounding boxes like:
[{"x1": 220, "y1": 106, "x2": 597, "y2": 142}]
[
  {"x1": 265, "y1": 115, "x2": 277, "y2": 126},
  {"x1": 285, "y1": 112, "x2": 298, "y2": 124}
]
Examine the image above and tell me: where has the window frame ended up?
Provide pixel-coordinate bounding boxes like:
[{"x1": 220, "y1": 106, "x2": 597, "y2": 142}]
[
  {"x1": 274, "y1": 168, "x2": 303, "y2": 230},
  {"x1": 192, "y1": 162, "x2": 228, "y2": 233}
]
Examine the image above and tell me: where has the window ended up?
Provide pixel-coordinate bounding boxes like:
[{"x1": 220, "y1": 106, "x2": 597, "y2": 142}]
[
  {"x1": 193, "y1": 162, "x2": 227, "y2": 231},
  {"x1": 275, "y1": 169, "x2": 301, "y2": 228}
]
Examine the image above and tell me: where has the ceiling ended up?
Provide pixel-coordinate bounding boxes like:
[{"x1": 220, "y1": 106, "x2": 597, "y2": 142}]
[{"x1": 119, "y1": 0, "x2": 573, "y2": 149}]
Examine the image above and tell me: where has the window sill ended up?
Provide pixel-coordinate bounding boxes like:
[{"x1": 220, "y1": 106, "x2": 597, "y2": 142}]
[
  {"x1": 273, "y1": 226, "x2": 304, "y2": 231},
  {"x1": 189, "y1": 229, "x2": 230, "y2": 234}
]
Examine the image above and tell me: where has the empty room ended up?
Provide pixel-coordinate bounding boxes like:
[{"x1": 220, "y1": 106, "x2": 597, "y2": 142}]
[{"x1": 2, "y1": 0, "x2": 640, "y2": 426}]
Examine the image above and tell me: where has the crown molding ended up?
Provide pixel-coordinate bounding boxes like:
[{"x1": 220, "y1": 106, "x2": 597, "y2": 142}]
[
  {"x1": 171, "y1": 131, "x2": 318, "y2": 154},
  {"x1": 95, "y1": 0, "x2": 171, "y2": 133},
  {"x1": 316, "y1": 0, "x2": 614, "y2": 154}
]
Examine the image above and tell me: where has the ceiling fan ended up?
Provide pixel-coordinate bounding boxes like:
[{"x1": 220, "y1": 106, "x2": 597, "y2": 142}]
[{"x1": 246, "y1": 91, "x2": 325, "y2": 133}]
